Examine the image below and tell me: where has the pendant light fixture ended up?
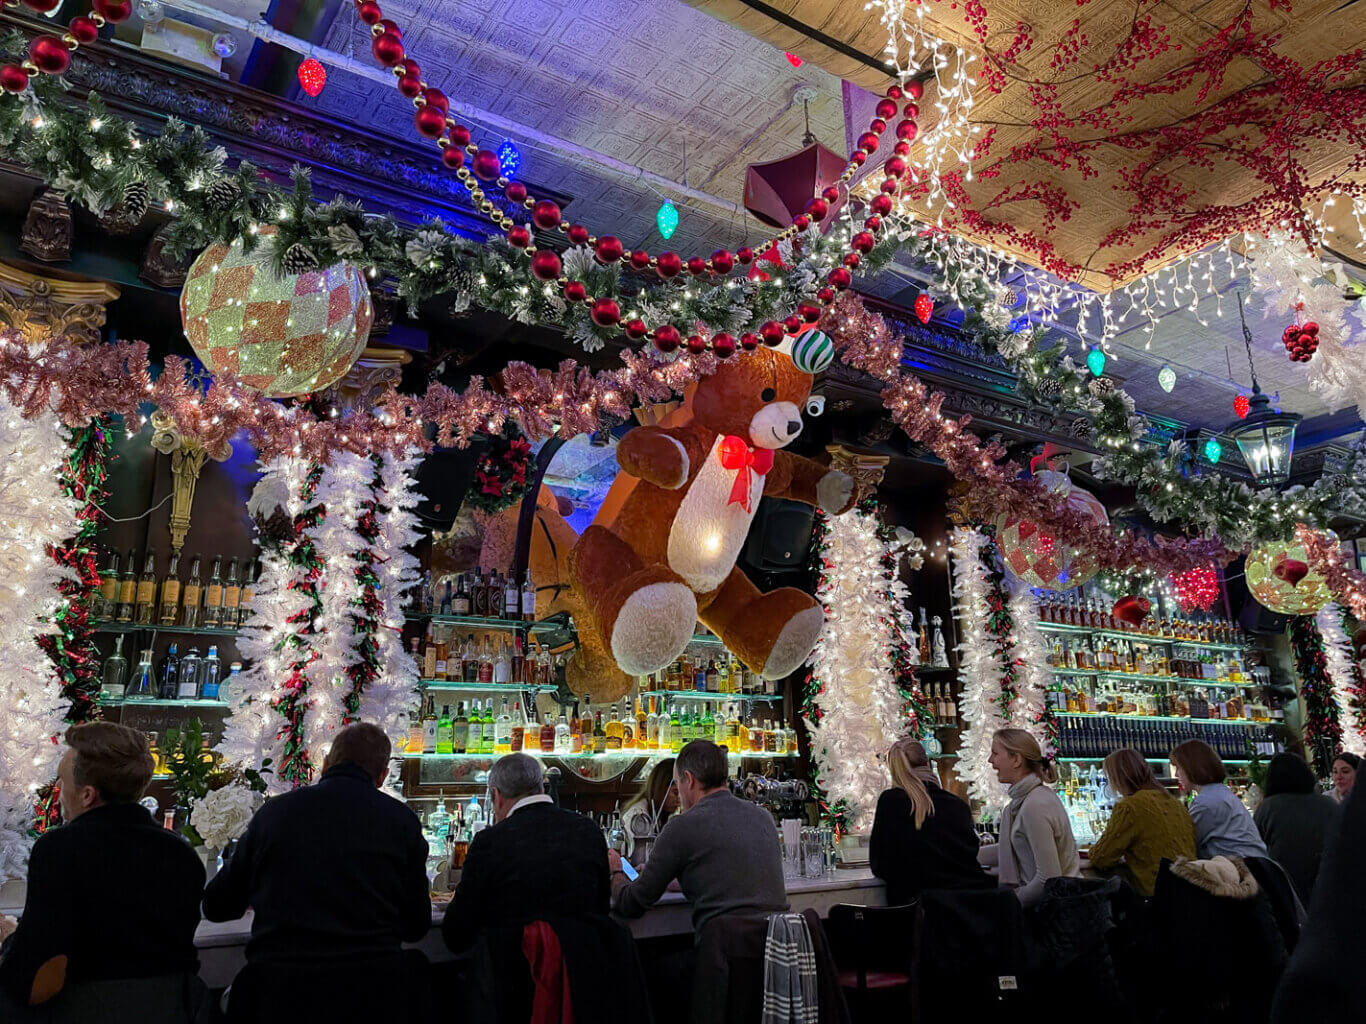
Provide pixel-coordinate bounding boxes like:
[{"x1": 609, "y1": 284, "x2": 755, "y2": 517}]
[{"x1": 1225, "y1": 292, "x2": 1301, "y2": 486}]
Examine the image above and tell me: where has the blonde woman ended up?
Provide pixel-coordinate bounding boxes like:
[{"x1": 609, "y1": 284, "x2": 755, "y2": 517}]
[
  {"x1": 1087, "y1": 748, "x2": 1195, "y2": 896},
  {"x1": 869, "y1": 737, "x2": 991, "y2": 904},
  {"x1": 977, "y1": 728, "x2": 1080, "y2": 906}
]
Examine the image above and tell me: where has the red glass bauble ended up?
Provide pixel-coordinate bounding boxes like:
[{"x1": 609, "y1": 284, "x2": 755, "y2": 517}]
[
  {"x1": 850, "y1": 151, "x2": 866, "y2": 167},
  {"x1": 711, "y1": 250, "x2": 735, "y2": 274},
  {"x1": 414, "y1": 104, "x2": 447, "y2": 139},
  {"x1": 870, "y1": 194, "x2": 893, "y2": 216},
  {"x1": 827, "y1": 267, "x2": 852, "y2": 290},
  {"x1": 653, "y1": 325, "x2": 681, "y2": 352},
  {"x1": 441, "y1": 145, "x2": 464, "y2": 170},
  {"x1": 816, "y1": 287, "x2": 835, "y2": 304},
  {"x1": 594, "y1": 236, "x2": 624, "y2": 263},
  {"x1": 870, "y1": 118, "x2": 888, "y2": 135},
  {"x1": 798, "y1": 302, "x2": 821, "y2": 323},
  {"x1": 735, "y1": 246, "x2": 754, "y2": 264},
  {"x1": 1303, "y1": 321, "x2": 1319, "y2": 335},
  {"x1": 857, "y1": 132, "x2": 880, "y2": 153},
  {"x1": 0, "y1": 64, "x2": 29, "y2": 94},
  {"x1": 448, "y1": 124, "x2": 471, "y2": 148},
  {"x1": 794, "y1": 214, "x2": 811, "y2": 231},
  {"x1": 712, "y1": 333, "x2": 736, "y2": 359},
  {"x1": 822, "y1": 186, "x2": 840, "y2": 204},
  {"x1": 905, "y1": 79, "x2": 924, "y2": 100},
  {"x1": 896, "y1": 120, "x2": 919, "y2": 142},
  {"x1": 564, "y1": 280, "x2": 587, "y2": 303},
  {"x1": 903, "y1": 101, "x2": 920, "y2": 119},
  {"x1": 879, "y1": 177, "x2": 899, "y2": 195},
  {"x1": 421, "y1": 88, "x2": 448, "y2": 113},
  {"x1": 759, "y1": 321, "x2": 785, "y2": 347},
  {"x1": 851, "y1": 231, "x2": 876, "y2": 254},
  {"x1": 531, "y1": 200, "x2": 561, "y2": 230},
  {"x1": 914, "y1": 293, "x2": 933, "y2": 324},
  {"x1": 875, "y1": 98, "x2": 898, "y2": 120},
  {"x1": 28, "y1": 36, "x2": 71, "y2": 75},
  {"x1": 505, "y1": 182, "x2": 527, "y2": 204},
  {"x1": 68, "y1": 16, "x2": 100, "y2": 45},
  {"x1": 398, "y1": 59, "x2": 421, "y2": 77},
  {"x1": 687, "y1": 256, "x2": 708, "y2": 276},
  {"x1": 591, "y1": 298, "x2": 622, "y2": 327},
  {"x1": 471, "y1": 149, "x2": 501, "y2": 181},
  {"x1": 783, "y1": 315, "x2": 803, "y2": 334},
  {"x1": 530, "y1": 249, "x2": 562, "y2": 281},
  {"x1": 865, "y1": 216, "x2": 882, "y2": 232},
  {"x1": 357, "y1": 0, "x2": 382, "y2": 25},
  {"x1": 507, "y1": 225, "x2": 532, "y2": 249},
  {"x1": 803, "y1": 198, "x2": 828, "y2": 222},
  {"x1": 397, "y1": 74, "x2": 422, "y2": 98},
  {"x1": 22, "y1": 0, "x2": 63, "y2": 11},
  {"x1": 566, "y1": 223, "x2": 590, "y2": 246},
  {"x1": 885, "y1": 156, "x2": 907, "y2": 177},
  {"x1": 893, "y1": 140, "x2": 911, "y2": 156},
  {"x1": 379, "y1": 19, "x2": 402, "y2": 38},
  {"x1": 686, "y1": 334, "x2": 708, "y2": 355},
  {"x1": 629, "y1": 250, "x2": 652, "y2": 271},
  {"x1": 886, "y1": 84, "x2": 903, "y2": 100},
  {"x1": 371, "y1": 32, "x2": 405, "y2": 67},
  {"x1": 92, "y1": 0, "x2": 132, "y2": 22},
  {"x1": 843, "y1": 253, "x2": 861, "y2": 268},
  {"x1": 624, "y1": 319, "x2": 648, "y2": 341},
  {"x1": 656, "y1": 252, "x2": 682, "y2": 278},
  {"x1": 740, "y1": 332, "x2": 760, "y2": 351}
]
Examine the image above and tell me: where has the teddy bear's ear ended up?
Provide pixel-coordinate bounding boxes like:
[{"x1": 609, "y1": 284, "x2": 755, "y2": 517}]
[{"x1": 785, "y1": 328, "x2": 834, "y2": 374}]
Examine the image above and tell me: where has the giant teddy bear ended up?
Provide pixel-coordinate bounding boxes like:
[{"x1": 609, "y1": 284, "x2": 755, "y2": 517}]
[{"x1": 540, "y1": 337, "x2": 855, "y2": 700}]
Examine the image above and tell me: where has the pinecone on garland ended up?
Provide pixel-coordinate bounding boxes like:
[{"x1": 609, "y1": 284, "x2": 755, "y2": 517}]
[
  {"x1": 121, "y1": 180, "x2": 150, "y2": 223},
  {"x1": 281, "y1": 243, "x2": 320, "y2": 274},
  {"x1": 1088, "y1": 376, "x2": 1117, "y2": 397},
  {"x1": 1069, "y1": 417, "x2": 1094, "y2": 440},
  {"x1": 205, "y1": 178, "x2": 243, "y2": 211},
  {"x1": 1034, "y1": 376, "x2": 1064, "y2": 401}
]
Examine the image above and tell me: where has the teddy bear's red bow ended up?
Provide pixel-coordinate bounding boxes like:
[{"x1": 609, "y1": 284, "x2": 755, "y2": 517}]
[{"x1": 719, "y1": 435, "x2": 774, "y2": 512}]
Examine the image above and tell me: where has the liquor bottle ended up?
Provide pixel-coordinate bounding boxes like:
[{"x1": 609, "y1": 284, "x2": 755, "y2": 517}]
[
  {"x1": 680, "y1": 708, "x2": 696, "y2": 746},
  {"x1": 439, "y1": 578, "x2": 453, "y2": 616},
  {"x1": 765, "y1": 721, "x2": 780, "y2": 753},
  {"x1": 452, "y1": 573, "x2": 471, "y2": 615},
  {"x1": 669, "y1": 703, "x2": 683, "y2": 753},
  {"x1": 726, "y1": 705, "x2": 742, "y2": 750},
  {"x1": 635, "y1": 700, "x2": 649, "y2": 750},
  {"x1": 705, "y1": 659, "x2": 719, "y2": 692},
  {"x1": 539, "y1": 709, "x2": 556, "y2": 753},
  {"x1": 134, "y1": 550, "x2": 158, "y2": 625},
  {"x1": 178, "y1": 648, "x2": 203, "y2": 700},
  {"x1": 181, "y1": 554, "x2": 203, "y2": 627},
  {"x1": 146, "y1": 731, "x2": 165, "y2": 776},
  {"x1": 452, "y1": 702, "x2": 469, "y2": 754},
  {"x1": 494, "y1": 698, "x2": 512, "y2": 754},
  {"x1": 97, "y1": 550, "x2": 120, "y2": 620},
  {"x1": 522, "y1": 571, "x2": 536, "y2": 622},
  {"x1": 493, "y1": 638, "x2": 511, "y2": 684},
  {"x1": 621, "y1": 702, "x2": 636, "y2": 752},
  {"x1": 569, "y1": 703, "x2": 584, "y2": 754},
  {"x1": 693, "y1": 661, "x2": 707, "y2": 692},
  {"x1": 593, "y1": 710, "x2": 607, "y2": 754},
  {"x1": 407, "y1": 710, "x2": 425, "y2": 754},
  {"x1": 944, "y1": 686, "x2": 957, "y2": 726},
  {"x1": 203, "y1": 556, "x2": 225, "y2": 628},
  {"x1": 422, "y1": 623, "x2": 437, "y2": 679},
  {"x1": 512, "y1": 636, "x2": 527, "y2": 686},
  {"x1": 222, "y1": 558, "x2": 241, "y2": 627},
  {"x1": 521, "y1": 708, "x2": 539, "y2": 753},
  {"x1": 419, "y1": 571, "x2": 434, "y2": 615},
  {"x1": 200, "y1": 645, "x2": 222, "y2": 700},
  {"x1": 463, "y1": 635, "x2": 479, "y2": 683},
  {"x1": 101, "y1": 635, "x2": 129, "y2": 701},
  {"x1": 482, "y1": 700, "x2": 499, "y2": 754},
  {"x1": 436, "y1": 705, "x2": 454, "y2": 754},
  {"x1": 157, "y1": 643, "x2": 181, "y2": 700},
  {"x1": 486, "y1": 572, "x2": 504, "y2": 620},
  {"x1": 644, "y1": 697, "x2": 659, "y2": 750},
  {"x1": 422, "y1": 697, "x2": 438, "y2": 754},
  {"x1": 237, "y1": 559, "x2": 257, "y2": 628},
  {"x1": 155, "y1": 552, "x2": 181, "y2": 626},
  {"x1": 477, "y1": 636, "x2": 495, "y2": 684},
  {"x1": 471, "y1": 568, "x2": 488, "y2": 617},
  {"x1": 555, "y1": 712, "x2": 571, "y2": 754},
  {"x1": 605, "y1": 705, "x2": 623, "y2": 751},
  {"x1": 127, "y1": 648, "x2": 155, "y2": 699},
  {"x1": 434, "y1": 631, "x2": 449, "y2": 681},
  {"x1": 223, "y1": 662, "x2": 242, "y2": 705},
  {"x1": 917, "y1": 607, "x2": 931, "y2": 664},
  {"x1": 509, "y1": 702, "x2": 526, "y2": 753},
  {"x1": 116, "y1": 549, "x2": 137, "y2": 622},
  {"x1": 505, "y1": 574, "x2": 520, "y2": 620},
  {"x1": 699, "y1": 705, "x2": 714, "y2": 747}
]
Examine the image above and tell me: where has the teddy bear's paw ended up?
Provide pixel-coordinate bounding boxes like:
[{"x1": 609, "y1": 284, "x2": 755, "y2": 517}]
[
  {"x1": 817, "y1": 470, "x2": 855, "y2": 514},
  {"x1": 761, "y1": 603, "x2": 825, "y2": 680},
  {"x1": 610, "y1": 581, "x2": 697, "y2": 676}
]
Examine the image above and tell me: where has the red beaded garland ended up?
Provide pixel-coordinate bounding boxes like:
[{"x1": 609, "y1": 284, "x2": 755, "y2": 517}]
[
  {"x1": 357, "y1": 0, "x2": 382, "y2": 25},
  {"x1": 711, "y1": 250, "x2": 735, "y2": 274},
  {"x1": 448, "y1": 125, "x2": 471, "y2": 148},
  {"x1": 843, "y1": 253, "x2": 861, "y2": 268},
  {"x1": 471, "y1": 149, "x2": 502, "y2": 181},
  {"x1": 422, "y1": 88, "x2": 449, "y2": 113},
  {"x1": 870, "y1": 118, "x2": 887, "y2": 135},
  {"x1": 371, "y1": 32, "x2": 405, "y2": 67},
  {"x1": 735, "y1": 247, "x2": 754, "y2": 264},
  {"x1": 885, "y1": 156, "x2": 907, "y2": 177},
  {"x1": 686, "y1": 334, "x2": 708, "y2": 355},
  {"x1": 879, "y1": 178, "x2": 899, "y2": 195},
  {"x1": 0, "y1": 64, "x2": 29, "y2": 94},
  {"x1": 530, "y1": 250, "x2": 562, "y2": 281},
  {"x1": 857, "y1": 132, "x2": 879, "y2": 153},
  {"x1": 827, "y1": 267, "x2": 852, "y2": 289},
  {"x1": 886, "y1": 85, "x2": 903, "y2": 100},
  {"x1": 798, "y1": 302, "x2": 821, "y2": 323},
  {"x1": 816, "y1": 287, "x2": 836, "y2": 304},
  {"x1": 564, "y1": 281, "x2": 587, "y2": 302},
  {"x1": 782, "y1": 315, "x2": 803, "y2": 334},
  {"x1": 440, "y1": 146, "x2": 464, "y2": 170},
  {"x1": 870, "y1": 194, "x2": 893, "y2": 216},
  {"x1": 28, "y1": 36, "x2": 71, "y2": 76},
  {"x1": 414, "y1": 105, "x2": 447, "y2": 139},
  {"x1": 591, "y1": 298, "x2": 622, "y2": 327},
  {"x1": 850, "y1": 152, "x2": 866, "y2": 167},
  {"x1": 851, "y1": 231, "x2": 876, "y2": 254},
  {"x1": 624, "y1": 319, "x2": 648, "y2": 341},
  {"x1": 803, "y1": 198, "x2": 828, "y2": 222},
  {"x1": 92, "y1": 0, "x2": 132, "y2": 21},
  {"x1": 905, "y1": 80, "x2": 923, "y2": 100},
  {"x1": 397, "y1": 74, "x2": 422, "y2": 98},
  {"x1": 21, "y1": 0, "x2": 63, "y2": 11},
  {"x1": 378, "y1": 19, "x2": 402, "y2": 38},
  {"x1": 712, "y1": 333, "x2": 737, "y2": 359},
  {"x1": 896, "y1": 120, "x2": 919, "y2": 142},
  {"x1": 629, "y1": 250, "x2": 652, "y2": 271},
  {"x1": 594, "y1": 236, "x2": 625, "y2": 263},
  {"x1": 758, "y1": 322, "x2": 785, "y2": 347},
  {"x1": 740, "y1": 332, "x2": 760, "y2": 351},
  {"x1": 875, "y1": 98, "x2": 898, "y2": 120},
  {"x1": 822, "y1": 186, "x2": 840, "y2": 204},
  {"x1": 903, "y1": 102, "x2": 920, "y2": 119},
  {"x1": 531, "y1": 200, "x2": 562, "y2": 230},
  {"x1": 653, "y1": 325, "x2": 681, "y2": 352},
  {"x1": 656, "y1": 252, "x2": 682, "y2": 278},
  {"x1": 566, "y1": 224, "x2": 590, "y2": 246},
  {"x1": 505, "y1": 182, "x2": 528, "y2": 204},
  {"x1": 507, "y1": 226, "x2": 532, "y2": 249},
  {"x1": 686, "y1": 256, "x2": 708, "y2": 276},
  {"x1": 68, "y1": 16, "x2": 100, "y2": 45}
]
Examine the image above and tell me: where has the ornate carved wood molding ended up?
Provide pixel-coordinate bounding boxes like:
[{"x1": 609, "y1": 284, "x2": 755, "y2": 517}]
[{"x1": 0, "y1": 262, "x2": 120, "y2": 345}]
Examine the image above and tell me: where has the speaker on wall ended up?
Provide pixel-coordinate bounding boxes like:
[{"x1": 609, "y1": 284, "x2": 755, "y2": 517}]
[
  {"x1": 413, "y1": 446, "x2": 479, "y2": 534},
  {"x1": 741, "y1": 497, "x2": 817, "y2": 572}
]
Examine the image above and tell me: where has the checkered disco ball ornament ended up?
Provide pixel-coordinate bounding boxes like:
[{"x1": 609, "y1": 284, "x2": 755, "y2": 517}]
[
  {"x1": 180, "y1": 226, "x2": 373, "y2": 398},
  {"x1": 1246, "y1": 533, "x2": 1335, "y2": 616},
  {"x1": 994, "y1": 473, "x2": 1108, "y2": 591}
]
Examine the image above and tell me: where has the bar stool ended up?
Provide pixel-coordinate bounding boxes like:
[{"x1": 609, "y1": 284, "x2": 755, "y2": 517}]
[{"x1": 826, "y1": 902, "x2": 921, "y2": 1023}]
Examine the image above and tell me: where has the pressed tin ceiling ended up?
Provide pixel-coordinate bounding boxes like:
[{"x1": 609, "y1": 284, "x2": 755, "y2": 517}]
[{"x1": 686, "y1": 0, "x2": 1366, "y2": 290}]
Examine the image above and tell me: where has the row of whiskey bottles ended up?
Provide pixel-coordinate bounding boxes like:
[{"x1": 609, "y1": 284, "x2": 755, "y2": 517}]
[
  {"x1": 418, "y1": 569, "x2": 539, "y2": 621},
  {"x1": 406, "y1": 695, "x2": 800, "y2": 757},
  {"x1": 1055, "y1": 714, "x2": 1283, "y2": 761},
  {"x1": 96, "y1": 550, "x2": 257, "y2": 629},
  {"x1": 1038, "y1": 594, "x2": 1247, "y2": 645},
  {"x1": 413, "y1": 628, "x2": 564, "y2": 686}
]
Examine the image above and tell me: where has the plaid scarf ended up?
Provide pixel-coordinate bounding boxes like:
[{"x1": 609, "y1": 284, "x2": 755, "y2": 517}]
[{"x1": 761, "y1": 912, "x2": 819, "y2": 1024}]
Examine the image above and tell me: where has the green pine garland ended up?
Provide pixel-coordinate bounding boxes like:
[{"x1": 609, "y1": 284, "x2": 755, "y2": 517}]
[
  {"x1": 1289, "y1": 615, "x2": 1343, "y2": 777},
  {"x1": 274, "y1": 461, "x2": 325, "y2": 786},
  {"x1": 342, "y1": 456, "x2": 383, "y2": 723}
]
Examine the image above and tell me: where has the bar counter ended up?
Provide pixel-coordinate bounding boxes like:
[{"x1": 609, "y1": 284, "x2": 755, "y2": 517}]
[{"x1": 191, "y1": 866, "x2": 886, "y2": 988}]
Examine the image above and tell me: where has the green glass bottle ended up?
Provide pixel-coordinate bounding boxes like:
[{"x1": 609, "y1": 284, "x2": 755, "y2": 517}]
[{"x1": 436, "y1": 704, "x2": 453, "y2": 754}]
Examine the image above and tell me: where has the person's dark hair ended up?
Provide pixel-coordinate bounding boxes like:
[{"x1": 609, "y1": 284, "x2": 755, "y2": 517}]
[
  {"x1": 324, "y1": 722, "x2": 391, "y2": 780},
  {"x1": 65, "y1": 722, "x2": 154, "y2": 803},
  {"x1": 1103, "y1": 748, "x2": 1164, "y2": 797},
  {"x1": 1263, "y1": 752, "x2": 1317, "y2": 796},
  {"x1": 1170, "y1": 738, "x2": 1226, "y2": 786},
  {"x1": 1334, "y1": 751, "x2": 1362, "y2": 771},
  {"x1": 676, "y1": 740, "x2": 727, "y2": 790},
  {"x1": 625, "y1": 757, "x2": 675, "y2": 816}
]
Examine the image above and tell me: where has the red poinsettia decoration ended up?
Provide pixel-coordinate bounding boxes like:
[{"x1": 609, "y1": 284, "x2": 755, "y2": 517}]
[{"x1": 465, "y1": 424, "x2": 533, "y2": 513}]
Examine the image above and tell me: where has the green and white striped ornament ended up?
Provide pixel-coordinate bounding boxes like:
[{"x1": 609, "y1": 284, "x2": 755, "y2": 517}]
[{"x1": 789, "y1": 329, "x2": 834, "y2": 374}]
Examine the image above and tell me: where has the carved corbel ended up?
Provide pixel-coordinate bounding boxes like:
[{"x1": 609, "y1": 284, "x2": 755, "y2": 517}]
[
  {"x1": 826, "y1": 443, "x2": 890, "y2": 504},
  {"x1": 0, "y1": 262, "x2": 120, "y2": 345},
  {"x1": 150, "y1": 411, "x2": 229, "y2": 554},
  {"x1": 20, "y1": 190, "x2": 74, "y2": 263},
  {"x1": 320, "y1": 345, "x2": 411, "y2": 413},
  {"x1": 139, "y1": 223, "x2": 194, "y2": 289}
]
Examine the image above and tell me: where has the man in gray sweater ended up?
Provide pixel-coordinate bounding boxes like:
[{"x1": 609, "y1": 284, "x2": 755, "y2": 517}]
[{"x1": 610, "y1": 740, "x2": 788, "y2": 932}]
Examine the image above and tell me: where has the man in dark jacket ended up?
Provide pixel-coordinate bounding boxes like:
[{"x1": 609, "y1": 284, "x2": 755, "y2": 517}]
[
  {"x1": 203, "y1": 722, "x2": 431, "y2": 965},
  {"x1": 441, "y1": 752, "x2": 610, "y2": 954},
  {"x1": 0, "y1": 723, "x2": 205, "y2": 1008}
]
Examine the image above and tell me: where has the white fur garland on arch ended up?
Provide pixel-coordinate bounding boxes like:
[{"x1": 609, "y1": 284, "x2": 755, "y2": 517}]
[
  {"x1": 950, "y1": 527, "x2": 1010, "y2": 809},
  {"x1": 1317, "y1": 604, "x2": 1366, "y2": 757},
  {"x1": 1004, "y1": 580, "x2": 1060, "y2": 760},
  {"x1": 803, "y1": 506, "x2": 918, "y2": 833},
  {"x1": 0, "y1": 398, "x2": 83, "y2": 884}
]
